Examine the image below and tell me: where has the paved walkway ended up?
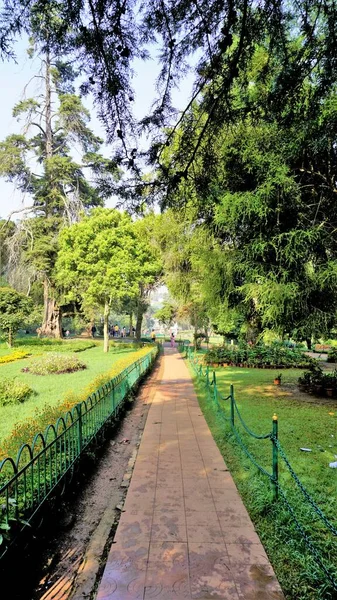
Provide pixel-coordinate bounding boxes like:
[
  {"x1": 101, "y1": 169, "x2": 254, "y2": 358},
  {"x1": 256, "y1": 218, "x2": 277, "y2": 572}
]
[{"x1": 96, "y1": 349, "x2": 284, "y2": 600}]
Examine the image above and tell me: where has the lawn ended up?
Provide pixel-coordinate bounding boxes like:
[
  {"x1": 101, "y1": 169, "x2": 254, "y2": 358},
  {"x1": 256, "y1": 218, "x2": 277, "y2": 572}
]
[
  {"x1": 188, "y1": 361, "x2": 337, "y2": 600},
  {"x1": 0, "y1": 342, "x2": 144, "y2": 445}
]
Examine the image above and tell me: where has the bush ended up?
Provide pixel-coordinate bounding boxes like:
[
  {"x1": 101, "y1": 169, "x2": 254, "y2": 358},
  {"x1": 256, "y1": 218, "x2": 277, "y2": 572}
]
[
  {"x1": 0, "y1": 378, "x2": 34, "y2": 406},
  {"x1": 204, "y1": 342, "x2": 314, "y2": 369},
  {"x1": 25, "y1": 353, "x2": 87, "y2": 375},
  {"x1": 298, "y1": 364, "x2": 337, "y2": 396}
]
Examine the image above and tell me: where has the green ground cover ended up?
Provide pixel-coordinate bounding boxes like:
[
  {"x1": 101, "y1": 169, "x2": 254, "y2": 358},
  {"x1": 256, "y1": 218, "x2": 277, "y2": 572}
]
[
  {"x1": 189, "y1": 362, "x2": 337, "y2": 600},
  {"x1": 0, "y1": 343, "x2": 141, "y2": 444}
]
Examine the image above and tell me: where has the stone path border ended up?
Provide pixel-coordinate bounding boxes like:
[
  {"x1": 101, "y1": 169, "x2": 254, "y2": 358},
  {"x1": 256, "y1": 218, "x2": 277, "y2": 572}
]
[{"x1": 96, "y1": 348, "x2": 285, "y2": 600}]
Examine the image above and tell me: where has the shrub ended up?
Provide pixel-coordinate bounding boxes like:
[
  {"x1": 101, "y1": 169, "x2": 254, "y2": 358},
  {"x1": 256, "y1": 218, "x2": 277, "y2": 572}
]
[
  {"x1": 0, "y1": 351, "x2": 30, "y2": 364},
  {"x1": 0, "y1": 378, "x2": 34, "y2": 406},
  {"x1": 25, "y1": 353, "x2": 87, "y2": 375},
  {"x1": 204, "y1": 342, "x2": 314, "y2": 369},
  {"x1": 298, "y1": 365, "x2": 337, "y2": 396}
]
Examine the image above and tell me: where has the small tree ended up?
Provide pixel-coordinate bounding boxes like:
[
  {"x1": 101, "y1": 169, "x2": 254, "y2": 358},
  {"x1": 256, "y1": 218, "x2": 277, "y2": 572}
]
[{"x1": 0, "y1": 287, "x2": 33, "y2": 347}]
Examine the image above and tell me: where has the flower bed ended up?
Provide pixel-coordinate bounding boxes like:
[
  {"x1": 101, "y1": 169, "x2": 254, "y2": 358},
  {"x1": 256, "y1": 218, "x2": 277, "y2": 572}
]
[
  {"x1": 205, "y1": 343, "x2": 314, "y2": 369},
  {"x1": 23, "y1": 353, "x2": 87, "y2": 375},
  {"x1": 0, "y1": 351, "x2": 30, "y2": 364}
]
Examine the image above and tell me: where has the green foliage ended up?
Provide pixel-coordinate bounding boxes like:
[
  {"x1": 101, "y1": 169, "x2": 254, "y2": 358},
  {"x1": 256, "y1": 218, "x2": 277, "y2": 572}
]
[
  {"x1": 155, "y1": 302, "x2": 177, "y2": 326},
  {"x1": 25, "y1": 353, "x2": 86, "y2": 375},
  {"x1": 205, "y1": 342, "x2": 314, "y2": 369},
  {"x1": 57, "y1": 209, "x2": 145, "y2": 305},
  {"x1": 0, "y1": 287, "x2": 33, "y2": 346},
  {"x1": 0, "y1": 378, "x2": 33, "y2": 406}
]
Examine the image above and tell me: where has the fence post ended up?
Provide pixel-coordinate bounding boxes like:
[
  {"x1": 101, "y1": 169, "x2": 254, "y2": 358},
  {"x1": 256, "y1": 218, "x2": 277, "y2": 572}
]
[
  {"x1": 77, "y1": 404, "x2": 83, "y2": 455},
  {"x1": 272, "y1": 413, "x2": 279, "y2": 500},
  {"x1": 111, "y1": 384, "x2": 115, "y2": 414},
  {"x1": 212, "y1": 371, "x2": 217, "y2": 402},
  {"x1": 230, "y1": 384, "x2": 235, "y2": 427}
]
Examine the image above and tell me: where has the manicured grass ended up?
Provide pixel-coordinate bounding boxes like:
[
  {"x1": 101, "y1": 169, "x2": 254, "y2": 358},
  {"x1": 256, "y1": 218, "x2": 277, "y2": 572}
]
[
  {"x1": 0, "y1": 343, "x2": 141, "y2": 444},
  {"x1": 188, "y1": 362, "x2": 337, "y2": 600}
]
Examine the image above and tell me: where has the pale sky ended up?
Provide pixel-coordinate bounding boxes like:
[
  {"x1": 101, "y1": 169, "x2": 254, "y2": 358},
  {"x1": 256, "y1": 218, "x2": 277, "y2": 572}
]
[{"x1": 0, "y1": 38, "x2": 195, "y2": 220}]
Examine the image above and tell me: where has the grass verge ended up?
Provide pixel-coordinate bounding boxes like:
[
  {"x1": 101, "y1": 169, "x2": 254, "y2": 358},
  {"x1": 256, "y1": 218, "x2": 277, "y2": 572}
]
[
  {"x1": 0, "y1": 343, "x2": 150, "y2": 449},
  {"x1": 188, "y1": 361, "x2": 337, "y2": 600}
]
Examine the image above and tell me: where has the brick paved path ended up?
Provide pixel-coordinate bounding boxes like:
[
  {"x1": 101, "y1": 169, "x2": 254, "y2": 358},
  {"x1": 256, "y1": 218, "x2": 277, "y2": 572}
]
[{"x1": 96, "y1": 348, "x2": 284, "y2": 600}]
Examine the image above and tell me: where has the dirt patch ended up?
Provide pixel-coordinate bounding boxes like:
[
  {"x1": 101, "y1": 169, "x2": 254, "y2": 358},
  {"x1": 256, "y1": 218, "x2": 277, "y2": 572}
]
[
  {"x1": 3, "y1": 355, "x2": 162, "y2": 600},
  {"x1": 281, "y1": 382, "x2": 337, "y2": 408}
]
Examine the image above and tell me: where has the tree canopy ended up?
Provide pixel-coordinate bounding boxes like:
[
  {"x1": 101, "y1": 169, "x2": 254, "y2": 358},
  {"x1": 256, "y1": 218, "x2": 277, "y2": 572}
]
[
  {"x1": 1, "y1": 0, "x2": 336, "y2": 196},
  {"x1": 56, "y1": 208, "x2": 161, "y2": 350}
]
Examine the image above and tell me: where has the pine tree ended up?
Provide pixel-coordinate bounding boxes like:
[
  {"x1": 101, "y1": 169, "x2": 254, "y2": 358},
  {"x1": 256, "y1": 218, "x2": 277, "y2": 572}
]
[{"x1": 0, "y1": 8, "x2": 119, "y2": 336}]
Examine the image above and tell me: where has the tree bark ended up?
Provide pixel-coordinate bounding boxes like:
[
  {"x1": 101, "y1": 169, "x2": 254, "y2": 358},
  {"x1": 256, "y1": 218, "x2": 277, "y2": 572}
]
[
  {"x1": 103, "y1": 302, "x2": 110, "y2": 352},
  {"x1": 129, "y1": 313, "x2": 133, "y2": 337},
  {"x1": 45, "y1": 47, "x2": 53, "y2": 163},
  {"x1": 40, "y1": 279, "x2": 62, "y2": 338},
  {"x1": 7, "y1": 326, "x2": 13, "y2": 348},
  {"x1": 135, "y1": 306, "x2": 143, "y2": 341}
]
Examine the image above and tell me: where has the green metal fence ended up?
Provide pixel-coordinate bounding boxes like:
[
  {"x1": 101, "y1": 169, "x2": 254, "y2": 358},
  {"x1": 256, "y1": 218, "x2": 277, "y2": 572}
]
[
  {"x1": 0, "y1": 347, "x2": 157, "y2": 557},
  {"x1": 180, "y1": 344, "x2": 337, "y2": 592}
]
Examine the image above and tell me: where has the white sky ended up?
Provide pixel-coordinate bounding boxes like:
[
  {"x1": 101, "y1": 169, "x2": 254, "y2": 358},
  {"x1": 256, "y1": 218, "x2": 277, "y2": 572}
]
[{"x1": 0, "y1": 38, "x2": 195, "y2": 220}]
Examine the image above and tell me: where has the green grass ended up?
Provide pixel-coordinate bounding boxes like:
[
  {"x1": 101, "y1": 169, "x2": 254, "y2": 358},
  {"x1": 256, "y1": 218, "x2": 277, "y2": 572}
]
[
  {"x1": 0, "y1": 343, "x2": 140, "y2": 443},
  {"x1": 189, "y1": 362, "x2": 337, "y2": 600}
]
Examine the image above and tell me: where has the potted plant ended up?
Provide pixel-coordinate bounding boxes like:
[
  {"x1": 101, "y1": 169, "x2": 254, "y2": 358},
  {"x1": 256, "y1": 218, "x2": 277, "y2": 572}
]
[{"x1": 274, "y1": 373, "x2": 282, "y2": 385}]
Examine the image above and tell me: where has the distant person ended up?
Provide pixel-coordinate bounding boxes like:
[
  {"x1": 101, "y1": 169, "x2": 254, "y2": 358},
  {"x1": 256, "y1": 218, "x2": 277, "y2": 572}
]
[
  {"x1": 170, "y1": 332, "x2": 175, "y2": 348},
  {"x1": 91, "y1": 325, "x2": 97, "y2": 338},
  {"x1": 114, "y1": 324, "x2": 119, "y2": 337},
  {"x1": 65, "y1": 329, "x2": 70, "y2": 337},
  {"x1": 132, "y1": 326, "x2": 136, "y2": 337},
  {"x1": 122, "y1": 326, "x2": 126, "y2": 338},
  {"x1": 151, "y1": 329, "x2": 156, "y2": 342}
]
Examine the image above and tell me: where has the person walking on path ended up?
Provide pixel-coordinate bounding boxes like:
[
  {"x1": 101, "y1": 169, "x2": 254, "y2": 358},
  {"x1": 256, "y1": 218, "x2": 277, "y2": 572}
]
[
  {"x1": 151, "y1": 329, "x2": 156, "y2": 342},
  {"x1": 170, "y1": 332, "x2": 175, "y2": 347}
]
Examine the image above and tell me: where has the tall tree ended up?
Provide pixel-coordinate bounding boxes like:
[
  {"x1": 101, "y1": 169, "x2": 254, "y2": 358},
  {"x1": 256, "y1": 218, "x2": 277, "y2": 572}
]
[{"x1": 0, "y1": 9, "x2": 119, "y2": 336}]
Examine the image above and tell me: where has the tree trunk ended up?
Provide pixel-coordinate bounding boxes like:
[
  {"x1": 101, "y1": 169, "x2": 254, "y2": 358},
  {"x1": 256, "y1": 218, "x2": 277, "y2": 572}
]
[
  {"x1": 103, "y1": 302, "x2": 110, "y2": 352},
  {"x1": 40, "y1": 279, "x2": 62, "y2": 338},
  {"x1": 45, "y1": 47, "x2": 53, "y2": 162},
  {"x1": 306, "y1": 337, "x2": 312, "y2": 351},
  {"x1": 194, "y1": 326, "x2": 198, "y2": 351},
  {"x1": 135, "y1": 306, "x2": 143, "y2": 341},
  {"x1": 7, "y1": 327, "x2": 13, "y2": 348},
  {"x1": 129, "y1": 313, "x2": 133, "y2": 337}
]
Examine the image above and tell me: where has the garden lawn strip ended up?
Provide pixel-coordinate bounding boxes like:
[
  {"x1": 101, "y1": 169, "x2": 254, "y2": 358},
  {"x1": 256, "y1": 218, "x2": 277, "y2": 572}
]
[
  {"x1": 0, "y1": 345, "x2": 153, "y2": 451},
  {"x1": 188, "y1": 362, "x2": 337, "y2": 600}
]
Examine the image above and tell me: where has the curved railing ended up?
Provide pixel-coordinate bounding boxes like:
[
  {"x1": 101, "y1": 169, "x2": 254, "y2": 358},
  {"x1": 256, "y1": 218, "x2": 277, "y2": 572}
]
[
  {"x1": 0, "y1": 347, "x2": 157, "y2": 557},
  {"x1": 180, "y1": 343, "x2": 337, "y2": 592}
]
